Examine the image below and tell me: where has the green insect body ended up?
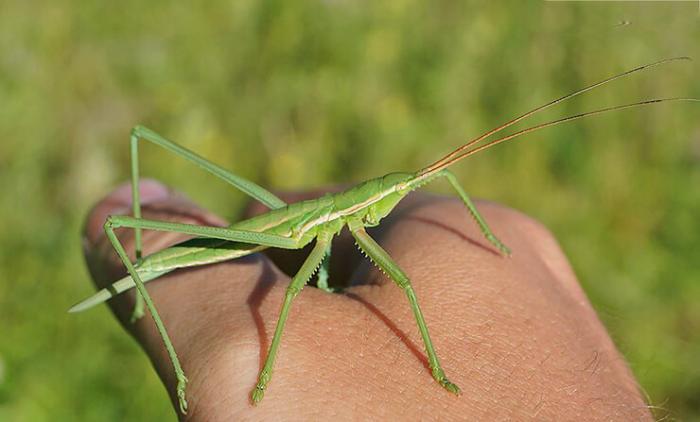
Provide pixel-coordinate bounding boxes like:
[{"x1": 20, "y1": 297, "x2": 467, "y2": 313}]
[{"x1": 70, "y1": 58, "x2": 697, "y2": 414}]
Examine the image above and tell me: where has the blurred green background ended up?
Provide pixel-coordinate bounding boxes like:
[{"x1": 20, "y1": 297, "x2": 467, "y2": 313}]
[{"x1": 1, "y1": 1, "x2": 699, "y2": 420}]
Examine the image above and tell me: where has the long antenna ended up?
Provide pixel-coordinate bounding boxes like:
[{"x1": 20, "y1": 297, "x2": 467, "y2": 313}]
[
  {"x1": 415, "y1": 97, "x2": 698, "y2": 179},
  {"x1": 418, "y1": 57, "x2": 691, "y2": 176}
]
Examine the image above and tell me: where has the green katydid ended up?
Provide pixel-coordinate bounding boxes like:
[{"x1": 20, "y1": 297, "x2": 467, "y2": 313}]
[{"x1": 70, "y1": 57, "x2": 698, "y2": 414}]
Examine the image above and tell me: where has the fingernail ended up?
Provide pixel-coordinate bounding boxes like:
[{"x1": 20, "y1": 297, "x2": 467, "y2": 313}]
[{"x1": 109, "y1": 179, "x2": 171, "y2": 206}]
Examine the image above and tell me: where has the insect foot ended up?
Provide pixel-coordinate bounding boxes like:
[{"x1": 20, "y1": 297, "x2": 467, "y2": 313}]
[
  {"x1": 128, "y1": 298, "x2": 145, "y2": 323},
  {"x1": 486, "y1": 234, "x2": 512, "y2": 257},
  {"x1": 176, "y1": 370, "x2": 189, "y2": 414},
  {"x1": 433, "y1": 367, "x2": 461, "y2": 395},
  {"x1": 251, "y1": 370, "x2": 271, "y2": 405}
]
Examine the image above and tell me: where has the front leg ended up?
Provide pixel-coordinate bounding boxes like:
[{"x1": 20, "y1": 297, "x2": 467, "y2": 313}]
[
  {"x1": 348, "y1": 219, "x2": 460, "y2": 395},
  {"x1": 438, "y1": 170, "x2": 511, "y2": 255}
]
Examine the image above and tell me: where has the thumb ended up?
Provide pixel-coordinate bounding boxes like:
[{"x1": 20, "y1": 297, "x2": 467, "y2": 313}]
[
  {"x1": 79, "y1": 180, "x2": 293, "y2": 418},
  {"x1": 81, "y1": 179, "x2": 228, "y2": 323}
]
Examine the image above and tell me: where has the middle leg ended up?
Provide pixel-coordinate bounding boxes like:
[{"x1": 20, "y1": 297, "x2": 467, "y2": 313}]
[{"x1": 251, "y1": 231, "x2": 334, "y2": 404}]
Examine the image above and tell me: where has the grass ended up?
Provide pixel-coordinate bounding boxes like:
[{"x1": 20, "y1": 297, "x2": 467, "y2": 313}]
[{"x1": 0, "y1": 1, "x2": 699, "y2": 420}]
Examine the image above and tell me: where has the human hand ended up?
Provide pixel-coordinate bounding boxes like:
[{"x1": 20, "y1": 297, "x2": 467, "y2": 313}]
[{"x1": 83, "y1": 180, "x2": 652, "y2": 420}]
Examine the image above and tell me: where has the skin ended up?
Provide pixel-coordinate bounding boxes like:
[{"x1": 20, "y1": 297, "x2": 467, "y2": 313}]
[{"x1": 83, "y1": 180, "x2": 652, "y2": 420}]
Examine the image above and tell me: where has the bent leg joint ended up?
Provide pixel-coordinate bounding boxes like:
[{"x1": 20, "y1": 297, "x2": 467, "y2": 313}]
[
  {"x1": 131, "y1": 125, "x2": 146, "y2": 139},
  {"x1": 286, "y1": 285, "x2": 302, "y2": 299}
]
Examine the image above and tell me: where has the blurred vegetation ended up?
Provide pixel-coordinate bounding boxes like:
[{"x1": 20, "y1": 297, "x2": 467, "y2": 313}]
[{"x1": 1, "y1": 1, "x2": 699, "y2": 420}]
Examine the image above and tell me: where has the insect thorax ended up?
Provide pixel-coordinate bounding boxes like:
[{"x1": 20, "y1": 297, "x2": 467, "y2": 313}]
[{"x1": 332, "y1": 172, "x2": 415, "y2": 227}]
